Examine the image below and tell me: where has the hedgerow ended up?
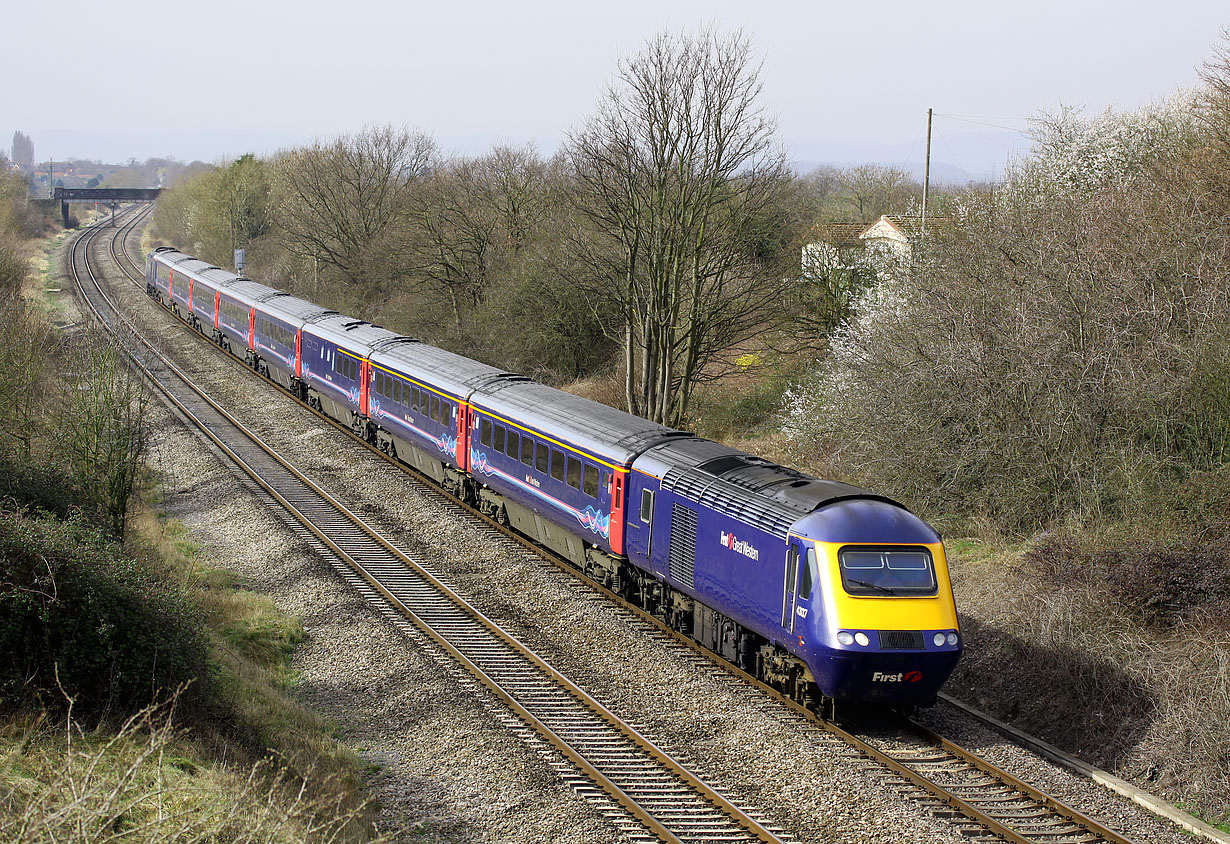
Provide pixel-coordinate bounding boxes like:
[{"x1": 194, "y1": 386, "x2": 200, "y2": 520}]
[{"x1": 0, "y1": 507, "x2": 210, "y2": 718}]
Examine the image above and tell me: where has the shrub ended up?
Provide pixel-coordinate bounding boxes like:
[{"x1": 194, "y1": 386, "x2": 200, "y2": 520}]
[
  {"x1": 784, "y1": 96, "x2": 1230, "y2": 533},
  {"x1": 0, "y1": 509, "x2": 210, "y2": 718}
]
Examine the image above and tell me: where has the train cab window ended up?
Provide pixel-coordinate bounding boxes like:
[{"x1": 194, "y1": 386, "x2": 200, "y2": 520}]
[
  {"x1": 838, "y1": 547, "x2": 937, "y2": 597},
  {"x1": 639, "y1": 489, "x2": 653, "y2": 523},
  {"x1": 799, "y1": 547, "x2": 817, "y2": 600},
  {"x1": 494, "y1": 425, "x2": 506, "y2": 453},
  {"x1": 583, "y1": 464, "x2": 598, "y2": 498},
  {"x1": 480, "y1": 419, "x2": 493, "y2": 447},
  {"x1": 535, "y1": 442, "x2": 549, "y2": 473},
  {"x1": 429, "y1": 394, "x2": 439, "y2": 422},
  {"x1": 521, "y1": 436, "x2": 534, "y2": 465},
  {"x1": 550, "y1": 449, "x2": 565, "y2": 482},
  {"x1": 506, "y1": 429, "x2": 519, "y2": 458},
  {"x1": 566, "y1": 456, "x2": 582, "y2": 490}
]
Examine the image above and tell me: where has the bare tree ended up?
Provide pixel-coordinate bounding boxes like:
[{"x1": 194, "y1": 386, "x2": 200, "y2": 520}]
[
  {"x1": 387, "y1": 146, "x2": 555, "y2": 335},
  {"x1": 838, "y1": 164, "x2": 917, "y2": 221},
  {"x1": 272, "y1": 126, "x2": 436, "y2": 287},
  {"x1": 567, "y1": 27, "x2": 792, "y2": 425},
  {"x1": 56, "y1": 332, "x2": 150, "y2": 536},
  {"x1": 393, "y1": 157, "x2": 502, "y2": 331}
]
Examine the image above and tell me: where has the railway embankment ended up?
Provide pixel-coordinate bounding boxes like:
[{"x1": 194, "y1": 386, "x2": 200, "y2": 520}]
[
  {"x1": 0, "y1": 229, "x2": 381, "y2": 844},
  {"x1": 940, "y1": 528, "x2": 1230, "y2": 836}
]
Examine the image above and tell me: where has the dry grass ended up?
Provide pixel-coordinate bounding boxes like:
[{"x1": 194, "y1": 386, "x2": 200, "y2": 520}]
[{"x1": 0, "y1": 696, "x2": 378, "y2": 844}]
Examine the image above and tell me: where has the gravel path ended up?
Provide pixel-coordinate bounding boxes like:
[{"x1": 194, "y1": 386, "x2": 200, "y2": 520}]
[{"x1": 102, "y1": 232, "x2": 1196, "y2": 844}]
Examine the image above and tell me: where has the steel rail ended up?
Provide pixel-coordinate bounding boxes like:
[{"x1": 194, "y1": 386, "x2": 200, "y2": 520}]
[{"x1": 71, "y1": 216, "x2": 788, "y2": 844}]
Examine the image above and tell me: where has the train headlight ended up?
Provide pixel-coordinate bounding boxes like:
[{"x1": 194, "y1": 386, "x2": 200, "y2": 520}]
[
  {"x1": 946, "y1": 632, "x2": 959, "y2": 646},
  {"x1": 933, "y1": 632, "x2": 946, "y2": 647},
  {"x1": 836, "y1": 631, "x2": 854, "y2": 646},
  {"x1": 854, "y1": 632, "x2": 870, "y2": 647}
]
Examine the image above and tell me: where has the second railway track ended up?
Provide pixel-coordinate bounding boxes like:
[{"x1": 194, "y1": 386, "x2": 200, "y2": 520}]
[{"x1": 73, "y1": 209, "x2": 1167, "y2": 844}]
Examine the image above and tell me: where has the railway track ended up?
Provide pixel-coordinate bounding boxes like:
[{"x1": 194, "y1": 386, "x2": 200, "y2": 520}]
[
  {"x1": 72, "y1": 210, "x2": 790, "y2": 844},
  {"x1": 87, "y1": 211, "x2": 1146, "y2": 844}
]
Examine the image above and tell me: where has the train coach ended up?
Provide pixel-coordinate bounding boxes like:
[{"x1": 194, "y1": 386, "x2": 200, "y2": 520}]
[{"x1": 147, "y1": 246, "x2": 962, "y2": 712}]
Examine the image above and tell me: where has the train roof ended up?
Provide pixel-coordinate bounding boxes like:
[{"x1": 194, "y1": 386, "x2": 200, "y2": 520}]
[
  {"x1": 302, "y1": 314, "x2": 401, "y2": 355},
  {"x1": 219, "y1": 278, "x2": 283, "y2": 306},
  {"x1": 153, "y1": 251, "x2": 232, "y2": 283},
  {"x1": 474, "y1": 379, "x2": 680, "y2": 466},
  {"x1": 370, "y1": 340, "x2": 506, "y2": 400},
  {"x1": 151, "y1": 249, "x2": 278, "y2": 302},
  {"x1": 257, "y1": 293, "x2": 334, "y2": 325},
  {"x1": 636, "y1": 437, "x2": 898, "y2": 538}
]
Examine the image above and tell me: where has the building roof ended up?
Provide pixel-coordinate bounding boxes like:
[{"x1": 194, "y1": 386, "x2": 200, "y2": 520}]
[
  {"x1": 807, "y1": 222, "x2": 867, "y2": 248},
  {"x1": 812, "y1": 214, "x2": 949, "y2": 243}
]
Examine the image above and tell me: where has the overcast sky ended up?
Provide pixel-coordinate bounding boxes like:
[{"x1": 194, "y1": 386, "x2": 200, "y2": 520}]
[{"x1": 5, "y1": 0, "x2": 1227, "y2": 181}]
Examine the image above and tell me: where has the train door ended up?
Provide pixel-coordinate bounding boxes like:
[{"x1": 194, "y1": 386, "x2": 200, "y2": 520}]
[
  {"x1": 624, "y1": 474, "x2": 659, "y2": 568},
  {"x1": 608, "y1": 470, "x2": 626, "y2": 556},
  {"x1": 457, "y1": 402, "x2": 471, "y2": 471},
  {"x1": 780, "y1": 537, "x2": 807, "y2": 635}
]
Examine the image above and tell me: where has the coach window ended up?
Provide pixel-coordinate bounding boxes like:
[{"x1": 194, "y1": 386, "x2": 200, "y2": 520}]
[
  {"x1": 799, "y1": 547, "x2": 817, "y2": 600},
  {"x1": 521, "y1": 435, "x2": 534, "y2": 466},
  {"x1": 493, "y1": 424, "x2": 506, "y2": 453},
  {"x1": 639, "y1": 489, "x2": 653, "y2": 523},
  {"x1": 583, "y1": 464, "x2": 599, "y2": 498},
  {"x1": 567, "y1": 456, "x2": 582, "y2": 490},
  {"x1": 411, "y1": 388, "x2": 421, "y2": 413},
  {"x1": 550, "y1": 448, "x2": 565, "y2": 482},
  {"x1": 506, "y1": 429, "x2": 519, "y2": 458},
  {"x1": 429, "y1": 394, "x2": 439, "y2": 422},
  {"x1": 480, "y1": 419, "x2": 492, "y2": 447},
  {"x1": 535, "y1": 442, "x2": 549, "y2": 472}
]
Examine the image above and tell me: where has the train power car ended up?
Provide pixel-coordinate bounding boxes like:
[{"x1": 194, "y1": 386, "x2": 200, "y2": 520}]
[{"x1": 146, "y1": 246, "x2": 962, "y2": 711}]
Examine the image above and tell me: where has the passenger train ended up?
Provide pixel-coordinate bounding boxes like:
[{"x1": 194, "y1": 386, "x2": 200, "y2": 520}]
[{"x1": 147, "y1": 246, "x2": 962, "y2": 711}]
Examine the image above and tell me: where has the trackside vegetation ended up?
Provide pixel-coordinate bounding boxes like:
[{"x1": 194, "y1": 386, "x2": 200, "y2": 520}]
[{"x1": 0, "y1": 179, "x2": 381, "y2": 842}]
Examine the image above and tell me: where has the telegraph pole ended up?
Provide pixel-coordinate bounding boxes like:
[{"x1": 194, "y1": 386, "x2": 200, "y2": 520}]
[{"x1": 921, "y1": 108, "x2": 933, "y2": 235}]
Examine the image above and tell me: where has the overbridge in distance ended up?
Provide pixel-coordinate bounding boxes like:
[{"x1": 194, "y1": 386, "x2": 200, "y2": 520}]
[{"x1": 53, "y1": 187, "x2": 161, "y2": 228}]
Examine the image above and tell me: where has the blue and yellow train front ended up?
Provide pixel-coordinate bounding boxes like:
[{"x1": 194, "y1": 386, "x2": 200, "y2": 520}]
[{"x1": 790, "y1": 499, "x2": 962, "y2": 706}]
